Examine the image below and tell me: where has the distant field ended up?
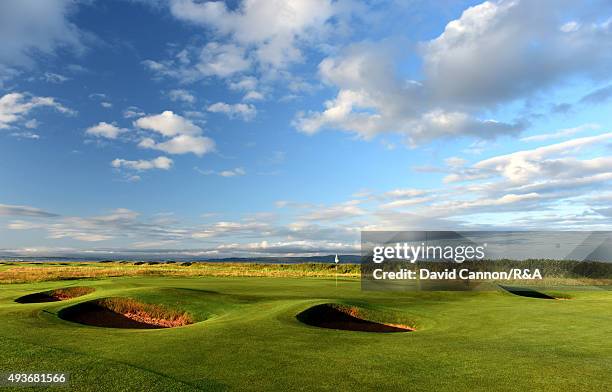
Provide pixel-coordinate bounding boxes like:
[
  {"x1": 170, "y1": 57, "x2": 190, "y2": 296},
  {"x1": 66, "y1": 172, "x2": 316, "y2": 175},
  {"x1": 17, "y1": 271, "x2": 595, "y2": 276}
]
[
  {"x1": 1, "y1": 260, "x2": 610, "y2": 286},
  {"x1": 0, "y1": 274, "x2": 611, "y2": 391},
  {"x1": 0, "y1": 261, "x2": 361, "y2": 284}
]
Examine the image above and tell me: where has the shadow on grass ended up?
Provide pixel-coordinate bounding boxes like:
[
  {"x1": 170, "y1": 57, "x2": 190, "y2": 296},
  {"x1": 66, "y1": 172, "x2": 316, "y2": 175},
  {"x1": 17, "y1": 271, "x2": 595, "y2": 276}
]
[
  {"x1": 15, "y1": 286, "x2": 95, "y2": 303},
  {"x1": 499, "y1": 285, "x2": 556, "y2": 299},
  {"x1": 297, "y1": 303, "x2": 413, "y2": 333}
]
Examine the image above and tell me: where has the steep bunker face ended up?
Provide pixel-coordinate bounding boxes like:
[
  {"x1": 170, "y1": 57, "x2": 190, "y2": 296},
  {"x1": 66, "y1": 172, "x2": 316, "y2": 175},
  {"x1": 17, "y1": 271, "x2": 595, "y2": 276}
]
[
  {"x1": 59, "y1": 297, "x2": 194, "y2": 329},
  {"x1": 16, "y1": 286, "x2": 95, "y2": 304},
  {"x1": 500, "y1": 285, "x2": 556, "y2": 299},
  {"x1": 297, "y1": 304, "x2": 413, "y2": 333}
]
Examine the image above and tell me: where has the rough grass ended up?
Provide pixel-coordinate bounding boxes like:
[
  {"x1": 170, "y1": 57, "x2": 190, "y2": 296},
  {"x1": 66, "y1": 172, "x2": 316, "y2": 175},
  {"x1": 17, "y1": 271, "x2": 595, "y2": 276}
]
[
  {"x1": 0, "y1": 261, "x2": 360, "y2": 284},
  {"x1": 50, "y1": 286, "x2": 95, "y2": 300},
  {"x1": 95, "y1": 297, "x2": 194, "y2": 327}
]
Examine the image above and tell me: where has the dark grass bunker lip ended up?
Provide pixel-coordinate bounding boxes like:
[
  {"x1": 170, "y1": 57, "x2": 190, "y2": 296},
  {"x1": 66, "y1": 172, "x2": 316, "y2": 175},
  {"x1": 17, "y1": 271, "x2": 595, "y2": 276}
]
[
  {"x1": 297, "y1": 303, "x2": 414, "y2": 333},
  {"x1": 58, "y1": 297, "x2": 194, "y2": 329},
  {"x1": 15, "y1": 286, "x2": 95, "y2": 304},
  {"x1": 499, "y1": 285, "x2": 557, "y2": 299}
]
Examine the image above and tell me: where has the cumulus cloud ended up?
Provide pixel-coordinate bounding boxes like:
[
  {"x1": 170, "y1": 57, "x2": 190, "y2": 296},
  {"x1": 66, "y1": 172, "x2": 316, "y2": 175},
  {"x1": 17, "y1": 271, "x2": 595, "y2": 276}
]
[
  {"x1": 294, "y1": 43, "x2": 525, "y2": 143},
  {"x1": 138, "y1": 134, "x2": 215, "y2": 156},
  {"x1": 169, "y1": 0, "x2": 335, "y2": 68},
  {"x1": 134, "y1": 110, "x2": 201, "y2": 137},
  {"x1": 134, "y1": 111, "x2": 216, "y2": 156},
  {"x1": 85, "y1": 122, "x2": 127, "y2": 139},
  {"x1": 422, "y1": 0, "x2": 612, "y2": 106},
  {"x1": 0, "y1": 92, "x2": 74, "y2": 129},
  {"x1": 296, "y1": 0, "x2": 612, "y2": 144},
  {"x1": 197, "y1": 42, "x2": 251, "y2": 77},
  {"x1": 228, "y1": 76, "x2": 265, "y2": 101},
  {"x1": 207, "y1": 102, "x2": 257, "y2": 121}
]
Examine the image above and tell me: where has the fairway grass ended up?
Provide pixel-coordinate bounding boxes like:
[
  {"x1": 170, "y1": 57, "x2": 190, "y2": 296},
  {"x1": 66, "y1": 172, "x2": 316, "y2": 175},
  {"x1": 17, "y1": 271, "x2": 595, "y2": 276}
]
[{"x1": 1, "y1": 275, "x2": 611, "y2": 391}]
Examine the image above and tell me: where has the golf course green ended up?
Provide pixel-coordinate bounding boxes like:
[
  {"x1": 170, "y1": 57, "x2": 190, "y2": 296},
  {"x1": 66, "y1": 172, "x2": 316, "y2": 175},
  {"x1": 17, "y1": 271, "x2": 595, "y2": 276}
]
[{"x1": 1, "y1": 274, "x2": 611, "y2": 391}]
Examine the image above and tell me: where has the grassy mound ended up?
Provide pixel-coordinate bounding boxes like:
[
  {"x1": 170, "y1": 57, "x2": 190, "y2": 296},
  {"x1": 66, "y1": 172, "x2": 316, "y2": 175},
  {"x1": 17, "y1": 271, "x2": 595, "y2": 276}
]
[
  {"x1": 15, "y1": 286, "x2": 95, "y2": 303},
  {"x1": 297, "y1": 303, "x2": 414, "y2": 332},
  {"x1": 59, "y1": 297, "x2": 193, "y2": 329}
]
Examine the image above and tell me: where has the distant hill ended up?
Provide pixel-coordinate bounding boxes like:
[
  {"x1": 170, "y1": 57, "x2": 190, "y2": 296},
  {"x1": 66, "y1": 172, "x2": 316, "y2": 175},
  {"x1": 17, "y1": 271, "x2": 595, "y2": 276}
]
[{"x1": 0, "y1": 254, "x2": 362, "y2": 264}]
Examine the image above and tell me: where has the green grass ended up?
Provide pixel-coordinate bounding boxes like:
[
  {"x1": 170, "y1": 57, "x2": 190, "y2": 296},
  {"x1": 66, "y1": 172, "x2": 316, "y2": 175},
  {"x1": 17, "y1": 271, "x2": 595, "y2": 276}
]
[{"x1": 0, "y1": 275, "x2": 611, "y2": 391}]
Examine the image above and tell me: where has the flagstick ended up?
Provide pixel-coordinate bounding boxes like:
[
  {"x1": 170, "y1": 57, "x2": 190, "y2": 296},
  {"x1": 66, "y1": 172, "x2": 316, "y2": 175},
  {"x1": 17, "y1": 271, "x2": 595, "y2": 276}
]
[
  {"x1": 334, "y1": 254, "x2": 339, "y2": 288},
  {"x1": 335, "y1": 263, "x2": 338, "y2": 288}
]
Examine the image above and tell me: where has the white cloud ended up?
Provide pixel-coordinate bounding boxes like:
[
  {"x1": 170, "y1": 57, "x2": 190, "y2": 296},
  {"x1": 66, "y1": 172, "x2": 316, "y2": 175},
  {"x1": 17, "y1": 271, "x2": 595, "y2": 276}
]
[
  {"x1": 296, "y1": 0, "x2": 612, "y2": 144},
  {"x1": 138, "y1": 134, "x2": 215, "y2": 156},
  {"x1": 168, "y1": 89, "x2": 195, "y2": 103},
  {"x1": 220, "y1": 167, "x2": 246, "y2": 177},
  {"x1": 228, "y1": 76, "x2": 264, "y2": 101},
  {"x1": 111, "y1": 156, "x2": 173, "y2": 171},
  {"x1": 101, "y1": 102, "x2": 112, "y2": 108},
  {"x1": 197, "y1": 42, "x2": 251, "y2": 77},
  {"x1": 85, "y1": 122, "x2": 127, "y2": 139},
  {"x1": 229, "y1": 76, "x2": 258, "y2": 91},
  {"x1": 9, "y1": 131, "x2": 39, "y2": 139},
  {"x1": 207, "y1": 102, "x2": 257, "y2": 121},
  {"x1": 134, "y1": 110, "x2": 201, "y2": 137},
  {"x1": 0, "y1": 92, "x2": 74, "y2": 129},
  {"x1": 143, "y1": 42, "x2": 251, "y2": 81},
  {"x1": 131, "y1": 111, "x2": 216, "y2": 156},
  {"x1": 294, "y1": 42, "x2": 524, "y2": 143},
  {"x1": 422, "y1": 0, "x2": 612, "y2": 106},
  {"x1": 169, "y1": 0, "x2": 336, "y2": 68},
  {"x1": 455, "y1": 133, "x2": 612, "y2": 183},
  {"x1": 243, "y1": 91, "x2": 264, "y2": 101},
  {"x1": 196, "y1": 167, "x2": 246, "y2": 177},
  {"x1": 123, "y1": 106, "x2": 145, "y2": 118}
]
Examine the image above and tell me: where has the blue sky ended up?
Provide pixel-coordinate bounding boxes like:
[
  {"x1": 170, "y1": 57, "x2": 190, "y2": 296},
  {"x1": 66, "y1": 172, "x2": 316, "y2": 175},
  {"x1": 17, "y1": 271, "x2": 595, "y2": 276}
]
[{"x1": 1, "y1": 0, "x2": 611, "y2": 258}]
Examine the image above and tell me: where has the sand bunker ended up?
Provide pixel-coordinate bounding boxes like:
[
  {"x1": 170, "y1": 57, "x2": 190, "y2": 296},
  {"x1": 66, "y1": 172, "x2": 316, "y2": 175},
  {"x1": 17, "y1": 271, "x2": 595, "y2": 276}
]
[
  {"x1": 15, "y1": 286, "x2": 95, "y2": 303},
  {"x1": 297, "y1": 304, "x2": 413, "y2": 333},
  {"x1": 500, "y1": 285, "x2": 556, "y2": 299},
  {"x1": 59, "y1": 297, "x2": 193, "y2": 329}
]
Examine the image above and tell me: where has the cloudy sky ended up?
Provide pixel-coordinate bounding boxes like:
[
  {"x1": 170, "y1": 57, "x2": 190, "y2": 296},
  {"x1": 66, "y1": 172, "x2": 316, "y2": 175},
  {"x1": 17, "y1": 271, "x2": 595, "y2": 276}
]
[{"x1": 1, "y1": 0, "x2": 611, "y2": 258}]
